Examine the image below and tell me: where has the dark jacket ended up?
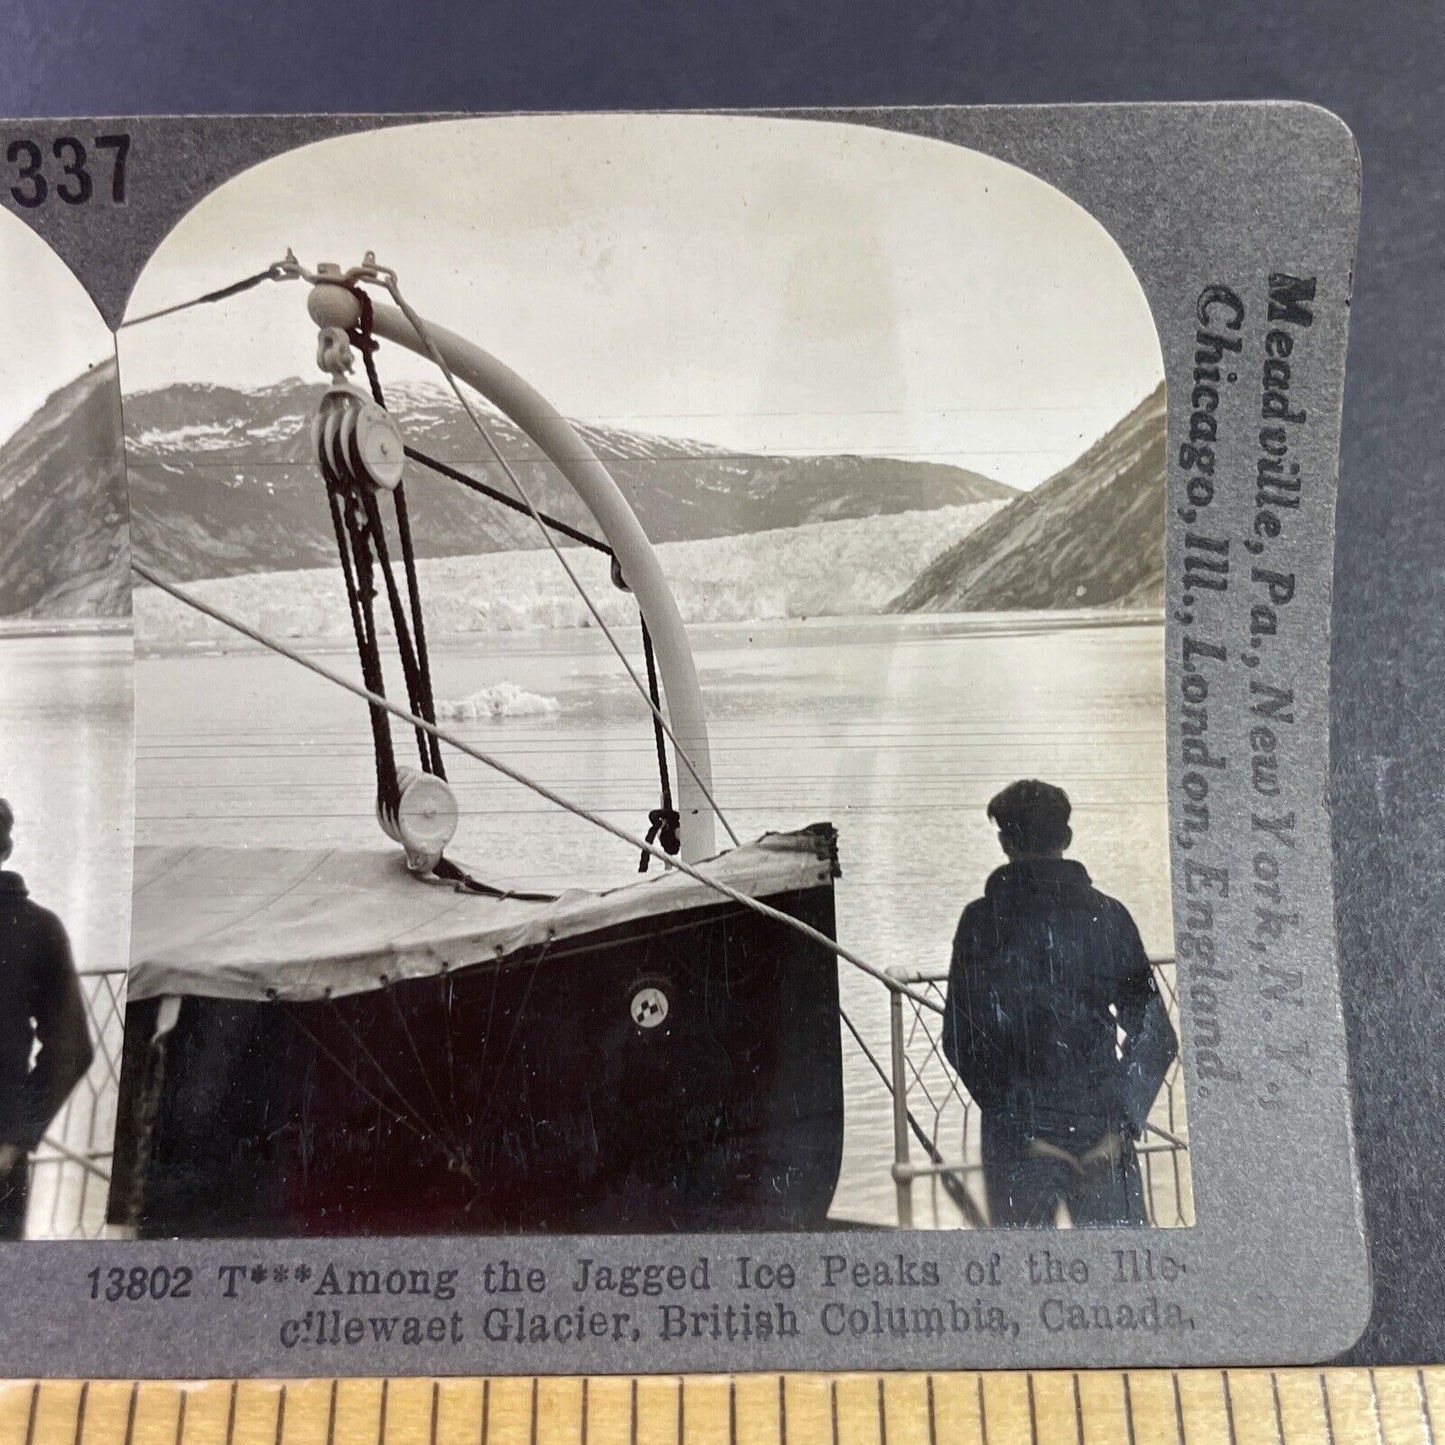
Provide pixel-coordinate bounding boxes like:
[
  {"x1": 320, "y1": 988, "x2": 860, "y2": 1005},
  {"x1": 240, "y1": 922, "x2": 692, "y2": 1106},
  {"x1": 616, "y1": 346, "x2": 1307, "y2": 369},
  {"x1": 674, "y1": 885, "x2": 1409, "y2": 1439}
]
[
  {"x1": 0, "y1": 871, "x2": 94, "y2": 1150},
  {"x1": 941, "y1": 859, "x2": 1177, "y2": 1146}
]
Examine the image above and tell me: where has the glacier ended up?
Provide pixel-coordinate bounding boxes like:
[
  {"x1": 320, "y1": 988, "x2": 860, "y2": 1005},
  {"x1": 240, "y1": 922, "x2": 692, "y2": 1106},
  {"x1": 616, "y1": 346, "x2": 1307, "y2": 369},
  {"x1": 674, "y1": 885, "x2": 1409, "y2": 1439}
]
[{"x1": 134, "y1": 501, "x2": 1005, "y2": 650}]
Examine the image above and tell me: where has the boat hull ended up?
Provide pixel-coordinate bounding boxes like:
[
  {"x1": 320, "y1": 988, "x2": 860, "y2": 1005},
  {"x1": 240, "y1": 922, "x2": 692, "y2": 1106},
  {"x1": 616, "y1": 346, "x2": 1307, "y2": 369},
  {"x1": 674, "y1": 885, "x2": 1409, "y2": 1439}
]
[{"x1": 112, "y1": 880, "x2": 844, "y2": 1237}]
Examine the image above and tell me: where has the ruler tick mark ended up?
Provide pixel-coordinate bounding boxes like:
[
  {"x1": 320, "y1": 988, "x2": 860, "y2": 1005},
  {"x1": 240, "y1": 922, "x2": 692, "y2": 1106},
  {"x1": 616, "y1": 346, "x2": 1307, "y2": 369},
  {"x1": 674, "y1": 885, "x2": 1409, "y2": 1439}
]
[
  {"x1": 74, "y1": 1381, "x2": 89, "y2": 1445},
  {"x1": 122, "y1": 1382, "x2": 138, "y2": 1445},
  {"x1": 1072, "y1": 1373, "x2": 1084, "y2": 1445},
  {"x1": 1171, "y1": 1373, "x2": 1186, "y2": 1445},
  {"x1": 1123, "y1": 1374, "x2": 1137, "y2": 1445},
  {"x1": 1420, "y1": 1370, "x2": 1438, "y2": 1445},
  {"x1": 1027, "y1": 1374, "x2": 1039, "y2": 1445},
  {"x1": 1269, "y1": 1373, "x2": 1285, "y2": 1445},
  {"x1": 1223, "y1": 1371, "x2": 1239, "y2": 1445},
  {"x1": 1319, "y1": 1374, "x2": 1338, "y2": 1445},
  {"x1": 23, "y1": 1381, "x2": 38, "y2": 1445},
  {"x1": 1367, "y1": 1371, "x2": 1386, "y2": 1445}
]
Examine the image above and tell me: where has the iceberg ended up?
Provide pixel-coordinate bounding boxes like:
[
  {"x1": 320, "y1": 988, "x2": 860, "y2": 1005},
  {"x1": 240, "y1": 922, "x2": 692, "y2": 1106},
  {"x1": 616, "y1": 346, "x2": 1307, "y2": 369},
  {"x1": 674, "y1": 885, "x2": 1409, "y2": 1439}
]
[{"x1": 435, "y1": 683, "x2": 562, "y2": 721}]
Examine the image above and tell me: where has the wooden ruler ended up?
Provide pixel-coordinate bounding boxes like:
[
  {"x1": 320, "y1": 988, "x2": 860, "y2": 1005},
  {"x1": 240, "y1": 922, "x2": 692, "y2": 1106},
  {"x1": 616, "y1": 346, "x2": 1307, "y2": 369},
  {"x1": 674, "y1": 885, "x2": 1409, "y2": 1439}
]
[{"x1": 0, "y1": 1369, "x2": 1438, "y2": 1445}]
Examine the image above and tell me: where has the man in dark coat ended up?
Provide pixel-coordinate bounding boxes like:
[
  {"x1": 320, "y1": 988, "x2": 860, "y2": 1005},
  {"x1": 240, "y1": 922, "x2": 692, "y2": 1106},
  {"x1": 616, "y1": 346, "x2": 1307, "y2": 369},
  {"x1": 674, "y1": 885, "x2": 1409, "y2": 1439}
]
[
  {"x1": 0, "y1": 799, "x2": 94, "y2": 1239},
  {"x1": 942, "y1": 780, "x2": 1177, "y2": 1227}
]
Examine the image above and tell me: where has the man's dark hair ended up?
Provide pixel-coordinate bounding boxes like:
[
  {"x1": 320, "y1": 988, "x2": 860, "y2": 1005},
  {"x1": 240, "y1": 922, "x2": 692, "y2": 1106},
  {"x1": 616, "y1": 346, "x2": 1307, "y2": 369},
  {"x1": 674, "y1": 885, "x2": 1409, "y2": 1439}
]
[{"x1": 987, "y1": 779, "x2": 1072, "y2": 854}]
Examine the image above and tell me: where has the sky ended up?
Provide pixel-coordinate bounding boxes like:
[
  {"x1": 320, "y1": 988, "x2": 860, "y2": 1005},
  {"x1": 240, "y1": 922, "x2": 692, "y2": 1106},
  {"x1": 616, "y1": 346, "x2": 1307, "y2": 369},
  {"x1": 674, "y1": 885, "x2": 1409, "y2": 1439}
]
[
  {"x1": 0, "y1": 214, "x2": 113, "y2": 443},
  {"x1": 107, "y1": 114, "x2": 1168, "y2": 490}
]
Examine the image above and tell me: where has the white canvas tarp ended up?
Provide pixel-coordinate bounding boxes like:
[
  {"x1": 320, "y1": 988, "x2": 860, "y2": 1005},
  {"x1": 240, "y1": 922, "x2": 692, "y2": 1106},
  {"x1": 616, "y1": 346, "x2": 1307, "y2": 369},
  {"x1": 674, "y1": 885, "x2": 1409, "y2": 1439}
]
[{"x1": 128, "y1": 828, "x2": 837, "y2": 1003}]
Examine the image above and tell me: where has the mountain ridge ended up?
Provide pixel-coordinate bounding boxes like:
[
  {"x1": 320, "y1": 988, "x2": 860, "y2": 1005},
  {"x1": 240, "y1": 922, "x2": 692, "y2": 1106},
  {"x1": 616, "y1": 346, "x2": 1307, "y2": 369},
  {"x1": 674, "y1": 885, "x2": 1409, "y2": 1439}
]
[
  {"x1": 119, "y1": 377, "x2": 1017, "y2": 585},
  {"x1": 888, "y1": 381, "x2": 1166, "y2": 614},
  {"x1": 0, "y1": 358, "x2": 130, "y2": 619}
]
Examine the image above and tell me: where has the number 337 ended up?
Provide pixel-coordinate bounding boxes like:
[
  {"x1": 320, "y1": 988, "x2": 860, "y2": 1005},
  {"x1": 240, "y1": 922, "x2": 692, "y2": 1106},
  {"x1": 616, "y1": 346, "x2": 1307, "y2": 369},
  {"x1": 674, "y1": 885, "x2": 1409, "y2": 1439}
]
[{"x1": 7, "y1": 134, "x2": 130, "y2": 207}]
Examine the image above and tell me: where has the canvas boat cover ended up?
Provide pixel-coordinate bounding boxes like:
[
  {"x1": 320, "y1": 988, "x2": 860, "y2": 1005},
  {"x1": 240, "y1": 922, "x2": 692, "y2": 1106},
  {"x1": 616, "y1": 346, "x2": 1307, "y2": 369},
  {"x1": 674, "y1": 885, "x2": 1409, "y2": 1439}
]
[{"x1": 129, "y1": 826, "x2": 839, "y2": 1003}]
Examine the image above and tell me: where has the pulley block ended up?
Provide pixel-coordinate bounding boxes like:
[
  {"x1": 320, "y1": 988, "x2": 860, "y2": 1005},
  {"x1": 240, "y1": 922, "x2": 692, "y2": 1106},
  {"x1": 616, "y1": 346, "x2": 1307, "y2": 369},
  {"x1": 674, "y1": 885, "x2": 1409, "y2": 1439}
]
[
  {"x1": 311, "y1": 383, "x2": 406, "y2": 492},
  {"x1": 377, "y1": 766, "x2": 460, "y2": 874}
]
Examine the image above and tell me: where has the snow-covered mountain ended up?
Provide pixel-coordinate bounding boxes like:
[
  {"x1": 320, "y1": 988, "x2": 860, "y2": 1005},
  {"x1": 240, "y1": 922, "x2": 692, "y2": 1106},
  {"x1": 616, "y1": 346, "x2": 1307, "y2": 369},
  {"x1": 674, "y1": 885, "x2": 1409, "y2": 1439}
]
[
  {"x1": 0, "y1": 359, "x2": 129, "y2": 619},
  {"x1": 889, "y1": 382, "x2": 1166, "y2": 614},
  {"x1": 123, "y1": 377, "x2": 1016, "y2": 583}
]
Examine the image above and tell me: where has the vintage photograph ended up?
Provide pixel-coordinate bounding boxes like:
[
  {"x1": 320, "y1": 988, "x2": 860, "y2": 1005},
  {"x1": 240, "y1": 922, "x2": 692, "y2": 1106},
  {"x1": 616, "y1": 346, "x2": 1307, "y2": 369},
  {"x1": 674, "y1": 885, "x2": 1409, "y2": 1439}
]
[
  {"x1": 111, "y1": 113, "x2": 1189, "y2": 1238},
  {"x1": 0, "y1": 210, "x2": 131, "y2": 1240}
]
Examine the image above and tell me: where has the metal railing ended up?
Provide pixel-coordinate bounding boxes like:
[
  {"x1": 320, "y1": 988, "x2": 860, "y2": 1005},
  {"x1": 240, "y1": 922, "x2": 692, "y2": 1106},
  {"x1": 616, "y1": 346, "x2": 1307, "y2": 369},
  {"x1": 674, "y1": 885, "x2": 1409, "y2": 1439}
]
[
  {"x1": 886, "y1": 957, "x2": 1192, "y2": 1229},
  {"x1": 24, "y1": 969, "x2": 125, "y2": 1240}
]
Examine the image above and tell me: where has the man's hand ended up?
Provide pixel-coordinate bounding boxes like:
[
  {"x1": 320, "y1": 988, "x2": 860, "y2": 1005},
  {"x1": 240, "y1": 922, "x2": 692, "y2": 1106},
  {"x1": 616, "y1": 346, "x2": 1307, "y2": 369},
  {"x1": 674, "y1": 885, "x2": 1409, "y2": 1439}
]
[
  {"x1": 1081, "y1": 1127, "x2": 1129, "y2": 1169},
  {"x1": 0, "y1": 1144, "x2": 23, "y2": 1174},
  {"x1": 1028, "y1": 1128, "x2": 1130, "y2": 1175}
]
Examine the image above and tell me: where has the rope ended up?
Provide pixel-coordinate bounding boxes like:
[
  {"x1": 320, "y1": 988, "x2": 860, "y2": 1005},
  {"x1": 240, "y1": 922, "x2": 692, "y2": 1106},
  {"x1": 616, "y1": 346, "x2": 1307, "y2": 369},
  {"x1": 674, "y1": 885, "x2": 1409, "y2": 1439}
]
[
  {"x1": 320, "y1": 460, "x2": 401, "y2": 812},
  {"x1": 432, "y1": 856, "x2": 557, "y2": 904},
  {"x1": 349, "y1": 288, "x2": 445, "y2": 779},
  {"x1": 372, "y1": 274, "x2": 742, "y2": 851},
  {"x1": 391, "y1": 483, "x2": 444, "y2": 773},
  {"x1": 131, "y1": 560, "x2": 942, "y2": 1016},
  {"x1": 638, "y1": 618, "x2": 679, "y2": 871},
  {"x1": 358, "y1": 484, "x2": 442, "y2": 776},
  {"x1": 118, "y1": 265, "x2": 288, "y2": 329}
]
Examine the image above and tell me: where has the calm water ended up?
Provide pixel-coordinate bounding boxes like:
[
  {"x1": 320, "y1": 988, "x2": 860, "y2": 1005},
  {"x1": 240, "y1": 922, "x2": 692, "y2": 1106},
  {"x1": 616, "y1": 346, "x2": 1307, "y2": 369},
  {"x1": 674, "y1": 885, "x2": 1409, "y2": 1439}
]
[{"x1": 133, "y1": 614, "x2": 1174, "y2": 1228}]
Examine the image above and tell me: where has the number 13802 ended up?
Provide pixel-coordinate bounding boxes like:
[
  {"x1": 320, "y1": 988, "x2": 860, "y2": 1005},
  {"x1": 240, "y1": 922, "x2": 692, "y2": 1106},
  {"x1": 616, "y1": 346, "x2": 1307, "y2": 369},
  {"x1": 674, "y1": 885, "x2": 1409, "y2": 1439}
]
[{"x1": 87, "y1": 1265, "x2": 193, "y2": 1301}]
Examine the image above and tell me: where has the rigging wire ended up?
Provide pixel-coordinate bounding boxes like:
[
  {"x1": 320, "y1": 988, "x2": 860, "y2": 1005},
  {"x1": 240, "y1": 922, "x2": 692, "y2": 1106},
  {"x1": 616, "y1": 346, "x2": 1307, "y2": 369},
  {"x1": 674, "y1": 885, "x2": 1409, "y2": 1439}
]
[
  {"x1": 402, "y1": 445, "x2": 610, "y2": 553},
  {"x1": 131, "y1": 559, "x2": 942, "y2": 1016},
  {"x1": 117, "y1": 265, "x2": 291, "y2": 329},
  {"x1": 371, "y1": 272, "x2": 743, "y2": 851}
]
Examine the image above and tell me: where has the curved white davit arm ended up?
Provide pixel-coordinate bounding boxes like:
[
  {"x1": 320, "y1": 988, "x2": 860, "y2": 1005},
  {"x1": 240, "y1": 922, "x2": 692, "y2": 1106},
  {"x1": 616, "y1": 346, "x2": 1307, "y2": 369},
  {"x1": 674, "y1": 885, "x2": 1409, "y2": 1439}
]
[{"x1": 309, "y1": 285, "x2": 718, "y2": 862}]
